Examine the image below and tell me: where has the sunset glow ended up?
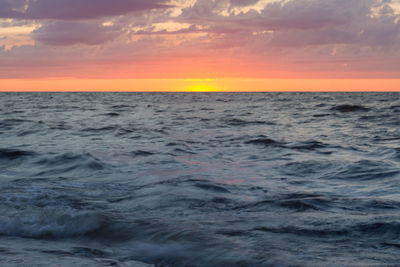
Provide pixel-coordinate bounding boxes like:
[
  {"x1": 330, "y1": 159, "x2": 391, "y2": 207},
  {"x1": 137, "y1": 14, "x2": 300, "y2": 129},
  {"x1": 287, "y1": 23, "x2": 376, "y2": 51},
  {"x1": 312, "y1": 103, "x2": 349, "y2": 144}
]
[
  {"x1": 1, "y1": 78, "x2": 399, "y2": 92},
  {"x1": 1, "y1": 1, "x2": 400, "y2": 265},
  {"x1": 184, "y1": 85, "x2": 218, "y2": 92},
  {"x1": 0, "y1": 0, "x2": 399, "y2": 91}
]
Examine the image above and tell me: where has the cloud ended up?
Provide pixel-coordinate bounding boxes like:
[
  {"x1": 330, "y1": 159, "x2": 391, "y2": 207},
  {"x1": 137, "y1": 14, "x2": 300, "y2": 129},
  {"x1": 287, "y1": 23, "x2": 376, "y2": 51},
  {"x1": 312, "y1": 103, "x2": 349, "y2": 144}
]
[
  {"x1": 0, "y1": 0, "x2": 24, "y2": 18},
  {"x1": 255, "y1": 0, "x2": 353, "y2": 30},
  {"x1": 181, "y1": 0, "x2": 361, "y2": 30},
  {"x1": 230, "y1": 0, "x2": 260, "y2": 7},
  {"x1": 32, "y1": 22, "x2": 122, "y2": 46},
  {"x1": 0, "y1": 0, "x2": 400, "y2": 78},
  {"x1": 178, "y1": 0, "x2": 400, "y2": 47},
  {"x1": 0, "y1": 0, "x2": 171, "y2": 20}
]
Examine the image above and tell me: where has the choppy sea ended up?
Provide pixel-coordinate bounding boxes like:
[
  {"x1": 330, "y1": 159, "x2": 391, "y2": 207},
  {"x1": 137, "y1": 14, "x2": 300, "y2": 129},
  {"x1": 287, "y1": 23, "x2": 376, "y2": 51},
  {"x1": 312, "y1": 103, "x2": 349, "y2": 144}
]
[{"x1": 0, "y1": 92, "x2": 399, "y2": 266}]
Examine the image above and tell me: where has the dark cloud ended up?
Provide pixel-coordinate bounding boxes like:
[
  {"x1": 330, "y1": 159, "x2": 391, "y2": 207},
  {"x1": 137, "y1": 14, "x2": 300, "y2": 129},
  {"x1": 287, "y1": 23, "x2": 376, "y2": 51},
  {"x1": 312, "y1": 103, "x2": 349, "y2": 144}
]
[
  {"x1": 223, "y1": 0, "x2": 369, "y2": 31},
  {"x1": 32, "y1": 22, "x2": 122, "y2": 46},
  {"x1": 133, "y1": 24, "x2": 202, "y2": 35},
  {"x1": 0, "y1": 0, "x2": 24, "y2": 17},
  {"x1": 1, "y1": 0, "x2": 400, "y2": 77},
  {"x1": 257, "y1": 0, "x2": 352, "y2": 30},
  {"x1": 0, "y1": 0, "x2": 171, "y2": 20},
  {"x1": 267, "y1": 29, "x2": 358, "y2": 47},
  {"x1": 230, "y1": 0, "x2": 259, "y2": 7},
  {"x1": 179, "y1": 0, "x2": 399, "y2": 47}
]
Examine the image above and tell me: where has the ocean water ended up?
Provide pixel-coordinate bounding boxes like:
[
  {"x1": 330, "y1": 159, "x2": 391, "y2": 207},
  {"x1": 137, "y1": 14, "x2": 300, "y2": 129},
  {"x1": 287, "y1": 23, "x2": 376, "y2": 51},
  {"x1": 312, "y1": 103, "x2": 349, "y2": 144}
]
[{"x1": 0, "y1": 92, "x2": 399, "y2": 267}]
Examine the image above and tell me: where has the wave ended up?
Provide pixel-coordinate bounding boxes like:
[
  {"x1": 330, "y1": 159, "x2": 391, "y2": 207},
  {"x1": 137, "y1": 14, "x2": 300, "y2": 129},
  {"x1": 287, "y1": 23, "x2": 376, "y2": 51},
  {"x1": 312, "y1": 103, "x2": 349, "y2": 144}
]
[
  {"x1": 0, "y1": 93, "x2": 399, "y2": 266},
  {"x1": 393, "y1": 148, "x2": 400, "y2": 161},
  {"x1": 331, "y1": 160, "x2": 399, "y2": 181},
  {"x1": 287, "y1": 140, "x2": 332, "y2": 151},
  {"x1": 104, "y1": 112, "x2": 120, "y2": 117},
  {"x1": 225, "y1": 118, "x2": 275, "y2": 126},
  {"x1": 0, "y1": 148, "x2": 36, "y2": 161},
  {"x1": 331, "y1": 104, "x2": 370, "y2": 112},
  {"x1": 348, "y1": 198, "x2": 400, "y2": 211},
  {"x1": 0, "y1": 208, "x2": 107, "y2": 238},
  {"x1": 0, "y1": 118, "x2": 30, "y2": 128},
  {"x1": 373, "y1": 136, "x2": 400, "y2": 142},
  {"x1": 245, "y1": 137, "x2": 335, "y2": 152},
  {"x1": 81, "y1": 126, "x2": 117, "y2": 133},
  {"x1": 312, "y1": 113, "x2": 330, "y2": 118},
  {"x1": 165, "y1": 142, "x2": 194, "y2": 155},
  {"x1": 130, "y1": 150, "x2": 155, "y2": 157},
  {"x1": 194, "y1": 182, "x2": 231, "y2": 193},
  {"x1": 253, "y1": 225, "x2": 346, "y2": 237},
  {"x1": 236, "y1": 192, "x2": 331, "y2": 212},
  {"x1": 282, "y1": 160, "x2": 340, "y2": 178},
  {"x1": 254, "y1": 221, "x2": 400, "y2": 239},
  {"x1": 245, "y1": 137, "x2": 283, "y2": 147},
  {"x1": 277, "y1": 197, "x2": 331, "y2": 212},
  {"x1": 389, "y1": 104, "x2": 400, "y2": 110},
  {"x1": 111, "y1": 104, "x2": 132, "y2": 110},
  {"x1": 33, "y1": 152, "x2": 108, "y2": 176}
]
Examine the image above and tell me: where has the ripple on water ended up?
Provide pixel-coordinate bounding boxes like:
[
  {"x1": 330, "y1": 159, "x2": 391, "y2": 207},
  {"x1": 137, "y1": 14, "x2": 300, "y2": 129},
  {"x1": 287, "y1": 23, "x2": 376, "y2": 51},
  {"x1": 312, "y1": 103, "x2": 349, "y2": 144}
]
[{"x1": 0, "y1": 92, "x2": 399, "y2": 266}]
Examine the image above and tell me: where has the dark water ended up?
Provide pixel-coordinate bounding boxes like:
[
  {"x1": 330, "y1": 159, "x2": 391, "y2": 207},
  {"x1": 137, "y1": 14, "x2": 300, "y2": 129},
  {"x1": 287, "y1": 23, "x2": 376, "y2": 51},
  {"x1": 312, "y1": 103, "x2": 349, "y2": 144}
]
[{"x1": 0, "y1": 92, "x2": 399, "y2": 266}]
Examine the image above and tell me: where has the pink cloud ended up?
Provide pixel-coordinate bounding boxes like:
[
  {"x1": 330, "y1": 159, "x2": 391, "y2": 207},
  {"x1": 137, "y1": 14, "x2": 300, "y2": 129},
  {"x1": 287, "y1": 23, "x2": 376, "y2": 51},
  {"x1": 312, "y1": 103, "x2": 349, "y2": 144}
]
[{"x1": 0, "y1": 0, "x2": 399, "y2": 78}]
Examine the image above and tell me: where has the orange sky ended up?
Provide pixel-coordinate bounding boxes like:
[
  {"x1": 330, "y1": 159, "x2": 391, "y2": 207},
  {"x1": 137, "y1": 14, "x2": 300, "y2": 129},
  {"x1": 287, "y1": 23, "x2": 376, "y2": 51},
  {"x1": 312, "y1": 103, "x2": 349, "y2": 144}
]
[
  {"x1": 0, "y1": 0, "x2": 400, "y2": 91},
  {"x1": 1, "y1": 78, "x2": 399, "y2": 92}
]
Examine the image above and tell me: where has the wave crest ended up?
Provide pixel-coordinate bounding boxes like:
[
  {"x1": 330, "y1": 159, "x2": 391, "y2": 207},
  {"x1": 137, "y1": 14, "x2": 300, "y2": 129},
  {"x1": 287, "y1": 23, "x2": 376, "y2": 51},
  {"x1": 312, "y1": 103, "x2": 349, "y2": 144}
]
[{"x1": 0, "y1": 208, "x2": 107, "y2": 238}]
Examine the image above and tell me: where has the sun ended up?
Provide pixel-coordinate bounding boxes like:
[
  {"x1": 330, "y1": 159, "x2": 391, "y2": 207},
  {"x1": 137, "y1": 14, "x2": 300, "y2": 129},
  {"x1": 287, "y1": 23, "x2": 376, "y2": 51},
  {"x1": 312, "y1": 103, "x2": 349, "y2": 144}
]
[{"x1": 184, "y1": 84, "x2": 218, "y2": 92}]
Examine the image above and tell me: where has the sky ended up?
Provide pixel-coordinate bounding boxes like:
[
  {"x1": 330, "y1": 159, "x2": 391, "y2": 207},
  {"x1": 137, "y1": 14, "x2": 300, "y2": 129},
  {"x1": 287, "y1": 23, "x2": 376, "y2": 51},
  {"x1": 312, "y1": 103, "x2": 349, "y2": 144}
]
[{"x1": 0, "y1": 0, "x2": 399, "y2": 91}]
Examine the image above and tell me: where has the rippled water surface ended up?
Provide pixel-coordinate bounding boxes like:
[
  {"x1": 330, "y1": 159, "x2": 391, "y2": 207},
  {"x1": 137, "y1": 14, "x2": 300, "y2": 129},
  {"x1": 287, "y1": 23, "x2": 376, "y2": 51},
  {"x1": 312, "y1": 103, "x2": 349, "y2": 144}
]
[{"x1": 0, "y1": 92, "x2": 400, "y2": 266}]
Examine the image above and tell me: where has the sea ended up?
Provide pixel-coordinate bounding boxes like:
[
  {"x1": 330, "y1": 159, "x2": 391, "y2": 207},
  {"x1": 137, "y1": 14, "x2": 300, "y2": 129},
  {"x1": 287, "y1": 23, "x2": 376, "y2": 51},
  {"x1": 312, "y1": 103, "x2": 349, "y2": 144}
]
[{"x1": 0, "y1": 92, "x2": 399, "y2": 266}]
